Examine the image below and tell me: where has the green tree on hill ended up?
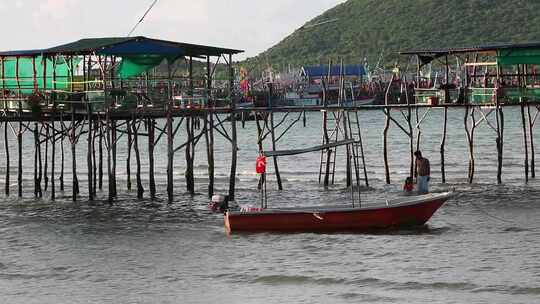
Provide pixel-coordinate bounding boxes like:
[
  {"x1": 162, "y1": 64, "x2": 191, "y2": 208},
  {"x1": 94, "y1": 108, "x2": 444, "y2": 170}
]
[{"x1": 244, "y1": 0, "x2": 540, "y2": 77}]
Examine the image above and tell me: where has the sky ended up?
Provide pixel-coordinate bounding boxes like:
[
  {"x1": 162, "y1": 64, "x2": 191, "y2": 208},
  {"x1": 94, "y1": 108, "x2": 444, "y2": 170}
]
[{"x1": 0, "y1": 0, "x2": 346, "y2": 59}]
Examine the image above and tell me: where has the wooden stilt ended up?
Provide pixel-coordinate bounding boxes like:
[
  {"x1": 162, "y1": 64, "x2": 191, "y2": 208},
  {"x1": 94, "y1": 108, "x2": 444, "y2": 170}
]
[
  {"x1": 406, "y1": 108, "x2": 414, "y2": 177},
  {"x1": 228, "y1": 54, "x2": 238, "y2": 201},
  {"x1": 167, "y1": 104, "x2": 174, "y2": 203},
  {"x1": 322, "y1": 110, "x2": 332, "y2": 187},
  {"x1": 87, "y1": 101, "x2": 93, "y2": 200},
  {"x1": 440, "y1": 106, "x2": 448, "y2": 183},
  {"x1": 132, "y1": 117, "x2": 144, "y2": 198},
  {"x1": 269, "y1": 112, "x2": 283, "y2": 190},
  {"x1": 44, "y1": 124, "x2": 49, "y2": 191},
  {"x1": 496, "y1": 107, "x2": 504, "y2": 184},
  {"x1": 527, "y1": 104, "x2": 536, "y2": 178},
  {"x1": 383, "y1": 108, "x2": 391, "y2": 184},
  {"x1": 38, "y1": 124, "x2": 43, "y2": 198},
  {"x1": 71, "y1": 107, "x2": 78, "y2": 200},
  {"x1": 185, "y1": 116, "x2": 194, "y2": 195},
  {"x1": 415, "y1": 107, "x2": 421, "y2": 154},
  {"x1": 206, "y1": 113, "x2": 215, "y2": 198},
  {"x1": 50, "y1": 56, "x2": 56, "y2": 200},
  {"x1": 205, "y1": 57, "x2": 215, "y2": 198},
  {"x1": 17, "y1": 101, "x2": 22, "y2": 198},
  {"x1": 520, "y1": 101, "x2": 529, "y2": 182},
  {"x1": 106, "y1": 110, "x2": 113, "y2": 203},
  {"x1": 4, "y1": 121, "x2": 9, "y2": 196},
  {"x1": 342, "y1": 110, "x2": 352, "y2": 187},
  {"x1": 34, "y1": 123, "x2": 40, "y2": 197},
  {"x1": 148, "y1": 118, "x2": 156, "y2": 199},
  {"x1": 496, "y1": 66, "x2": 504, "y2": 184},
  {"x1": 92, "y1": 120, "x2": 97, "y2": 196},
  {"x1": 111, "y1": 120, "x2": 117, "y2": 198},
  {"x1": 126, "y1": 119, "x2": 132, "y2": 190},
  {"x1": 60, "y1": 113, "x2": 64, "y2": 191},
  {"x1": 98, "y1": 119, "x2": 103, "y2": 190},
  {"x1": 51, "y1": 120, "x2": 56, "y2": 200},
  {"x1": 464, "y1": 106, "x2": 476, "y2": 183}
]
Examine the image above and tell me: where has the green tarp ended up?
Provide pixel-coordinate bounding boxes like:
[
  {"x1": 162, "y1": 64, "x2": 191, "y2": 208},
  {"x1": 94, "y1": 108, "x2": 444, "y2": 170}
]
[
  {"x1": 117, "y1": 55, "x2": 178, "y2": 79},
  {"x1": 0, "y1": 56, "x2": 78, "y2": 94},
  {"x1": 0, "y1": 53, "x2": 176, "y2": 91},
  {"x1": 497, "y1": 48, "x2": 540, "y2": 65}
]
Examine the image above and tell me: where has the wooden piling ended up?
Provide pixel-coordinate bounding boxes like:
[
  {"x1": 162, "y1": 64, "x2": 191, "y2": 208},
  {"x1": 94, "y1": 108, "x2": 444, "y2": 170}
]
[
  {"x1": 51, "y1": 57, "x2": 56, "y2": 200},
  {"x1": 228, "y1": 54, "x2": 238, "y2": 201},
  {"x1": 98, "y1": 119, "x2": 103, "y2": 190},
  {"x1": 34, "y1": 123, "x2": 41, "y2": 197},
  {"x1": 148, "y1": 118, "x2": 156, "y2": 199},
  {"x1": 167, "y1": 103, "x2": 174, "y2": 203},
  {"x1": 37, "y1": 124, "x2": 43, "y2": 198},
  {"x1": 51, "y1": 121, "x2": 56, "y2": 200},
  {"x1": 269, "y1": 111, "x2": 283, "y2": 190},
  {"x1": 464, "y1": 106, "x2": 476, "y2": 183},
  {"x1": 185, "y1": 116, "x2": 195, "y2": 195},
  {"x1": 321, "y1": 110, "x2": 332, "y2": 187},
  {"x1": 126, "y1": 119, "x2": 132, "y2": 190},
  {"x1": 60, "y1": 113, "x2": 64, "y2": 191},
  {"x1": 71, "y1": 106, "x2": 78, "y2": 200},
  {"x1": 17, "y1": 101, "x2": 22, "y2": 198},
  {"x1": 44, "y1": 124, "x2": 49, "y2": 192},
  {"x1": 4, "y1": 121, "x2": 9, "y2": 195},
  {"x1": 92, "y1": 120, "x2": 97, "y2": 197},
  {"x1": 206, "y1": 113, "x2": 215, "y2": 198},
  {"x1": 383, "y1": 108, "x2": 391, "y2": 184},
  {"x1": 496, "y1": 66, "x2": 504, "y2": 184},
  {"x1": 106, "y1": 110, "x2": 113, "y2": 203},
  {"x1": 132, "y1": 117, "x2": 144, "y2": 198},
  {"x1": 87, "y1": 101, "x2": 94, "y2": 201},
  {"x1": 527, "y1": 104, "x2": 536, "y2": 178},
  {"x1": 496, "y1": 107, "x2": 504, "y2": 184},
  {"x1": 111, "y1": 120, "x2": 117, "y2": 198},
  {"x1": 205, "y1": 57, "x2": 215, "y2": 198},
  {"x1": 520, "y1": 101, "x2": 529, "y2": 182},
  {"x1": 440, "y1": 106, "x2": 448, "y2": 183}
]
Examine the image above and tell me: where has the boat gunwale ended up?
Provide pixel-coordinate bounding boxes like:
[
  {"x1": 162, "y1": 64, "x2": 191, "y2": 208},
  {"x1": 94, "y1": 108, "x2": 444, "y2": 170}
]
[{"x1": 228, "y1": 191, "x2": 454, "y2": 216}]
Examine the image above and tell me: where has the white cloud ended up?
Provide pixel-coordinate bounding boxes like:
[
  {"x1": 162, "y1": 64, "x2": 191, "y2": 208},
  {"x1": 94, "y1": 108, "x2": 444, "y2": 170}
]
[
  {"x1": 35, "y1": 0, "x2": 78, "y2": 20},
  {"x1": 0, "y1": 0, "x2": 346, "y2": 58}
]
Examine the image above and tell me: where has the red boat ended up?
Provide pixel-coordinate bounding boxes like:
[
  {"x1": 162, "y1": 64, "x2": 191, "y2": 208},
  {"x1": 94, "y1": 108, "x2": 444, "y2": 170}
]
[{"x1": 225, "y1": 192, "x2": 453, "y2": 234}]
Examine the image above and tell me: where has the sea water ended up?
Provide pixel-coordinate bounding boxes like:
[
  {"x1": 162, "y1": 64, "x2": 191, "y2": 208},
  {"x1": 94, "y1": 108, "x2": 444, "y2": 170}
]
[{"x1": 0, "y1": 108, "x2": 539, "y2": 304}]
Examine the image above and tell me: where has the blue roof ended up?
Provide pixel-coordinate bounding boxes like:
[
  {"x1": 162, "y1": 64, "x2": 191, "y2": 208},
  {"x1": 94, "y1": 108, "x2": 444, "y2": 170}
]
[
  {"x1": 98, "y1": 39, "x2": 185, "y2": 56},
  {"x1": 303, "y1": 64, "x2": 366, "y2": 77}
]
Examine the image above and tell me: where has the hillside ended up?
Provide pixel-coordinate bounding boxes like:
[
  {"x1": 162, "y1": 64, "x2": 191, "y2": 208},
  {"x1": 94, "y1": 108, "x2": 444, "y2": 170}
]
[{"x1": 244, "y1": 0, "x2": 540, "y2": 74}]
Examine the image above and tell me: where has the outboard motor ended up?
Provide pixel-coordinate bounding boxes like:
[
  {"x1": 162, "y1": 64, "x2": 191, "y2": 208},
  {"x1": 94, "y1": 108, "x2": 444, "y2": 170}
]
[{"x1": 209, "y1": 194, "x2": 229, "y2": 213}]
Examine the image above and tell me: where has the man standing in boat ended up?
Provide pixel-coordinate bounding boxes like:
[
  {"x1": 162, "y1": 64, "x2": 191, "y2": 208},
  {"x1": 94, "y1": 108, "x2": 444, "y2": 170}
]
[{"x1": 414, "y1": 151, "x2": 430, "y2": 194}]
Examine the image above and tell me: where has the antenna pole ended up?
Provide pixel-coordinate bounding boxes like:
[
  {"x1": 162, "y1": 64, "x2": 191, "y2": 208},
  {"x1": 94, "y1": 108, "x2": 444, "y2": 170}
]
[{"x1": 127, "y1": 0, "x2": 159, "y2": 37}]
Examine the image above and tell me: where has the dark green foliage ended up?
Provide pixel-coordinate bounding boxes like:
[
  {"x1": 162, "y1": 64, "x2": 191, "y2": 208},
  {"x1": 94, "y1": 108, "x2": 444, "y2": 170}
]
[{"x1": 244, "y1": 0, "x2": 540, "y2": 74}]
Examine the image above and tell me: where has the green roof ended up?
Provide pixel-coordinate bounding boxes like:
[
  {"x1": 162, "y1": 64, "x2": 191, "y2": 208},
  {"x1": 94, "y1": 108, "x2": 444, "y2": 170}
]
[
  {"x1": 0, "y1": 36, "x2": 243, "y2": 57},
  {"x1": 47, "y1": 37, "x2": 134, "y2": 54}
]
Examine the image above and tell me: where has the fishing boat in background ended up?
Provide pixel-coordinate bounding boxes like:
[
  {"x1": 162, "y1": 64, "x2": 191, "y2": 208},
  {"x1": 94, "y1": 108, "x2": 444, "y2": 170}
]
[{"x1": 225, "y1": 191, "x2": 453, "y2": 234}]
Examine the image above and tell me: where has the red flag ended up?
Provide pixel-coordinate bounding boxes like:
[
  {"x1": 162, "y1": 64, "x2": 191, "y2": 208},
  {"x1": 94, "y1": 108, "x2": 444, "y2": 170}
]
[{"x1": 256, "y1": 155, "x2": 266, "y2": 174}]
